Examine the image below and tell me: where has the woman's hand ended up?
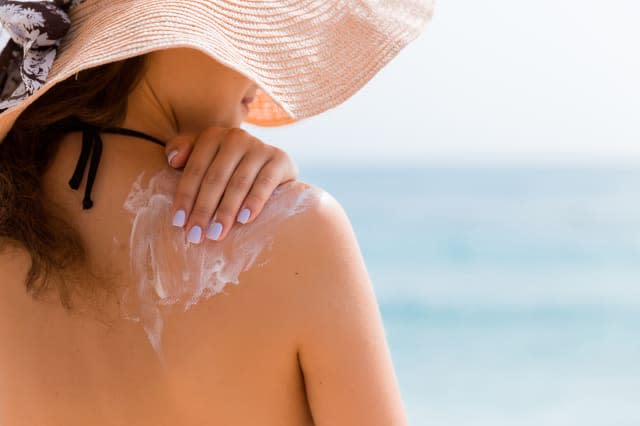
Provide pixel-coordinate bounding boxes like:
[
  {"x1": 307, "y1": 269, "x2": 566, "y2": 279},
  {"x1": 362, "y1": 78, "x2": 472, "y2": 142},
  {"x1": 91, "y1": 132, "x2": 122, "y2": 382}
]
[{"x1": 164, "y1": 127, "x2": 298, "y2": 244}]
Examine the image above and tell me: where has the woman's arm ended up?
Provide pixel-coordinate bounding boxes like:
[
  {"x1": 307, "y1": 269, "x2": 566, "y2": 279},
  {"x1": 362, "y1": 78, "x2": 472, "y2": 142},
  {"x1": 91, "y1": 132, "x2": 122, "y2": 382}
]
[{"x1": 279, "y1": 191, "x2": 407, "y2": 426}]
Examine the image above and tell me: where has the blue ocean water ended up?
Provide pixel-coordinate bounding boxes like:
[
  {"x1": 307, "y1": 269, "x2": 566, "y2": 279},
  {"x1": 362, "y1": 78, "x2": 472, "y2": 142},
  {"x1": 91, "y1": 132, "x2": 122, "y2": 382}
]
[{"x1": 300, "y1": 167, "x2": 640, "y2": 426}]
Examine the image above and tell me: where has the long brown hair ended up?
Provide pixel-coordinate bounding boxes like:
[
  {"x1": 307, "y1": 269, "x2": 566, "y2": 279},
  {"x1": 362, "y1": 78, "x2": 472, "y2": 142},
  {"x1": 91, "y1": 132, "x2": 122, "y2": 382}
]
[{"x1": 0, "y1": 54, "x2": 148, "y2": 310}]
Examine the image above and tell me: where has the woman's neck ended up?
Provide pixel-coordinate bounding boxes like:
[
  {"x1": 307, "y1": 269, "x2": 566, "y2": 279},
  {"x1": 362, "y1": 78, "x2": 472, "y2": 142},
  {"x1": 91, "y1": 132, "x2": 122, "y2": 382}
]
[{"x1": 122, "y1": 76, "x2": 179, "y2": 145}]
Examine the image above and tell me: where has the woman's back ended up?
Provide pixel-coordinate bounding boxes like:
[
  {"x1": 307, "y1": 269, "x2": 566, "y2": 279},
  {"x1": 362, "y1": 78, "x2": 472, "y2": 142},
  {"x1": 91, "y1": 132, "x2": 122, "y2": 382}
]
[{"x1": 0, "y1": 130, "x2": 406, "y2": 425}]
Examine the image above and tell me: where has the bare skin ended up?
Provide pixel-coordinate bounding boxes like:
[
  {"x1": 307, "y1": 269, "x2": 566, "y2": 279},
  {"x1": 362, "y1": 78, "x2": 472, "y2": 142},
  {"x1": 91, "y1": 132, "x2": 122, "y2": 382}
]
[{"x1": 0, "y1": 48, "x2": 407, "y2": 425}]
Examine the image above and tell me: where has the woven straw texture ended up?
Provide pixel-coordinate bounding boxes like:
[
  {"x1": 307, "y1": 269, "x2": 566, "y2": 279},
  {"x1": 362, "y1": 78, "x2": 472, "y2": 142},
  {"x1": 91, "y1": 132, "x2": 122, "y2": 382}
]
[{"x1": 0, "y1": 0, "x2": 434, "y2": 141}]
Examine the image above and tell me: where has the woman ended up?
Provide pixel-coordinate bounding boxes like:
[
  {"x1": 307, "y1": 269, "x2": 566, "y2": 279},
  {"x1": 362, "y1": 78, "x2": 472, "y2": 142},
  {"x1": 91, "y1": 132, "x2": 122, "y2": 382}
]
[{"x1": 0, "y1": 1, "x2": 433, "y2": 425}]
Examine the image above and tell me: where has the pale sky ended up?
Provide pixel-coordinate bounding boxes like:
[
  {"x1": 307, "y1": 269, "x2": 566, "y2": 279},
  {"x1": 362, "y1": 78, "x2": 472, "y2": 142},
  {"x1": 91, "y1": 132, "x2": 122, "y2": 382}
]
[{"x1": 247, "y1": 0, "x2": 640, "y2": 167}]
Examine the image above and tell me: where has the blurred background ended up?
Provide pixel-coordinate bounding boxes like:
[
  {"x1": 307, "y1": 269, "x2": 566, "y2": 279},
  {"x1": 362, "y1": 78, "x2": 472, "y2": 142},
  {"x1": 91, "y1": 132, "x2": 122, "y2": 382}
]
[{"x1": 248, "y1": 0, "x2": 640, "y2": 424}]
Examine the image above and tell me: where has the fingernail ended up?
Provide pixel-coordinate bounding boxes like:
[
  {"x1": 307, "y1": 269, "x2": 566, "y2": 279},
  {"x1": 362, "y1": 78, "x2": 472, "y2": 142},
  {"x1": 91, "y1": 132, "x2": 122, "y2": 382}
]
[
  {"x1": 172, "y1": 209, "x2": 186, "y2": 227},
  {"x1": 188, "y1": 225, "x2": 202, "y2": 244},
  {"x1": 167, "y1": 150, "x2": 178, "y2": 166},
  {"x1": 237, "y1": 207, "x2": 251, "y2": 224},
  {"x1": 206, "y1": 222, "x2": 223, "y2": 241}
]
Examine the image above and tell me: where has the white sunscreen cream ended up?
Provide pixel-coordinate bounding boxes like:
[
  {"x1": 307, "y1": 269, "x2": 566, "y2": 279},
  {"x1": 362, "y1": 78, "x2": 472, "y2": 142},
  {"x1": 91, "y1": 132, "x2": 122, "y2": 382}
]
[{"x1": 122, "y1": 168, "x2": 320, "y2": 355}]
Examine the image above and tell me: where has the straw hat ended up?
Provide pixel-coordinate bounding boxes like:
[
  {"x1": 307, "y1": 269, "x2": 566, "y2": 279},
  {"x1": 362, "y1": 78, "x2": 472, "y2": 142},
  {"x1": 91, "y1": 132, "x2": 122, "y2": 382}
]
[{"x1": 0, "y1": 0, "x2": 434, "y2": 142}]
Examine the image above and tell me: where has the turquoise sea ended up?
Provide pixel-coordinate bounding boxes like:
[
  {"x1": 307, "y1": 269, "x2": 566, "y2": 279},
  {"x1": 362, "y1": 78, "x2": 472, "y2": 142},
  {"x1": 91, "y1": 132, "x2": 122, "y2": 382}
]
[{"x1": 300, "y1": 167, "x2": 640, "y2": 426}]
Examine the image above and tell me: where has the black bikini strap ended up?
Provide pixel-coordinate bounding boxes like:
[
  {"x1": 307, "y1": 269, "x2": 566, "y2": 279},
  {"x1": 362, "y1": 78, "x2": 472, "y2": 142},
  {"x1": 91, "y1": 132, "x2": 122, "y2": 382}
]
[
  {"x1": 67, "y1": 126, "x2": 92, "y2": 192},
  {"x1": 68, "y1": 124, "x2": 102, "y2": 209},
  {"x1": 67, "y1": 122, "x2": 166, "y2": 210},
  {"x1": 99, "y1": 126, "x2": 166, "y2": 147}
]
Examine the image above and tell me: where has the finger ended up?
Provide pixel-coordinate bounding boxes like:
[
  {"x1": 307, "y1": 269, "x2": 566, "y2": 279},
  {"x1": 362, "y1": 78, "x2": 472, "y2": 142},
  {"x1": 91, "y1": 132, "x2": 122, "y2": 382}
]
[
  {"x1": 206, "y1": 149, "x2": 271, "y2": 241},
  {"x1": 273, "y1": 146, "x2": 299, "y2": 184},
  {"x1": 235, "y1": 152, "x2": 289, "y2": 228},
  {"x1": 185, "y1": 129, "x2": 252, "y2": 243},
  {"x1": 165, "y1": 133, "x2": 197, "y2": 168},
  {"x1": 171, "y1": 128, "x2": 226, "y2": 230}
]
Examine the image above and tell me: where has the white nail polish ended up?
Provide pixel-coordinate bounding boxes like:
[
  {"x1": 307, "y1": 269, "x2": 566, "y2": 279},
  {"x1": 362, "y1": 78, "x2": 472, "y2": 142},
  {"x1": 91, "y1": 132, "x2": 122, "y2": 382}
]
[
  {"x1": 167, "y1": 150, "x2": 178, "y2": 166},
  {"x1": 188, "y1": 226, "x2": 202, "y2": 244},
  {"x1": 237, "y1": 207, "x2": 251, "y2": 224},
  {"x1": 206, "y1": 222, "x2": 223, "y2": 241},
  {"x1": 172, "y1": 209, "x2": 186, "y2": 227}
]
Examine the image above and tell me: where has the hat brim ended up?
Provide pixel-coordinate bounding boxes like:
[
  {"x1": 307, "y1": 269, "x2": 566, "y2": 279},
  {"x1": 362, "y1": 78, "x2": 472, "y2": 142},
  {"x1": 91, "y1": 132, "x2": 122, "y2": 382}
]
[{"x1": 0, "y1": 0, "x2": 434, "y2": 140}]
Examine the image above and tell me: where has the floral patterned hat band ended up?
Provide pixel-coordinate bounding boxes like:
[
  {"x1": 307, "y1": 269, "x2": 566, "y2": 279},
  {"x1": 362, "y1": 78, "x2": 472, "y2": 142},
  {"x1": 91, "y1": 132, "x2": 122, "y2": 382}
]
[{"x1": 0, "y1": 0, "x2": 85, "y2": 112}]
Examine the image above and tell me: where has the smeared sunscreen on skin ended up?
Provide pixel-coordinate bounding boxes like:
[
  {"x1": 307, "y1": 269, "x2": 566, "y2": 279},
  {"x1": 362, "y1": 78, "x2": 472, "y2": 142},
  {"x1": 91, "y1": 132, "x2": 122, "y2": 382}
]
[{"x1": 122, "y1": 168, "x2": 320, "y2": 356}]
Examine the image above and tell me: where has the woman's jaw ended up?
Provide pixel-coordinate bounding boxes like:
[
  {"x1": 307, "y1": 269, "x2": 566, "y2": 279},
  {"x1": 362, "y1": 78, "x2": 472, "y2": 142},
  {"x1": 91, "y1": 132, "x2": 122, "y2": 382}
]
[{"x1": 123, "y1": 48, "x2": 259, "y2": 142}]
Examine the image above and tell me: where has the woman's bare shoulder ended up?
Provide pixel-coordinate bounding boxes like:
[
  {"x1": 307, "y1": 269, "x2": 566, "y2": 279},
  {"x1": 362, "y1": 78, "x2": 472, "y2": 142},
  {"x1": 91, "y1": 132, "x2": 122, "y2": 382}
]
[
  {"x1": 266, "y1": 177, "x2": 368, "y2": 296},
  {"x1": 135, "y1": 174, "x2": 356, "y2": 323},
  {"x1": 260, "y1": 183, "x2": 408, "y2": 425},
  {"x1": 122, "y1": 174, "x2": 343, "y2": 313},
  {"x1": 256, "y1": 178, "x2": 373, "y2": 331},
  {"x1": 259, "y1": 178, "x2": 360, "y2": 278}
]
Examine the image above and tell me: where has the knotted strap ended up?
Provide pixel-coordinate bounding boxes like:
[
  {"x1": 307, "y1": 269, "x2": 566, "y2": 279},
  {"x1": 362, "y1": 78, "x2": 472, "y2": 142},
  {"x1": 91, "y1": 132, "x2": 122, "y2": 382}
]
[
  {"x1": 68, "y1": 121, "x2": 102, "y2": 210},
  {"x1": 0, "y1": 0, "x2": 86, "y2": 112},
  {"x1": 66, "y1": 121, "x2": 166, "y2": 210}
]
